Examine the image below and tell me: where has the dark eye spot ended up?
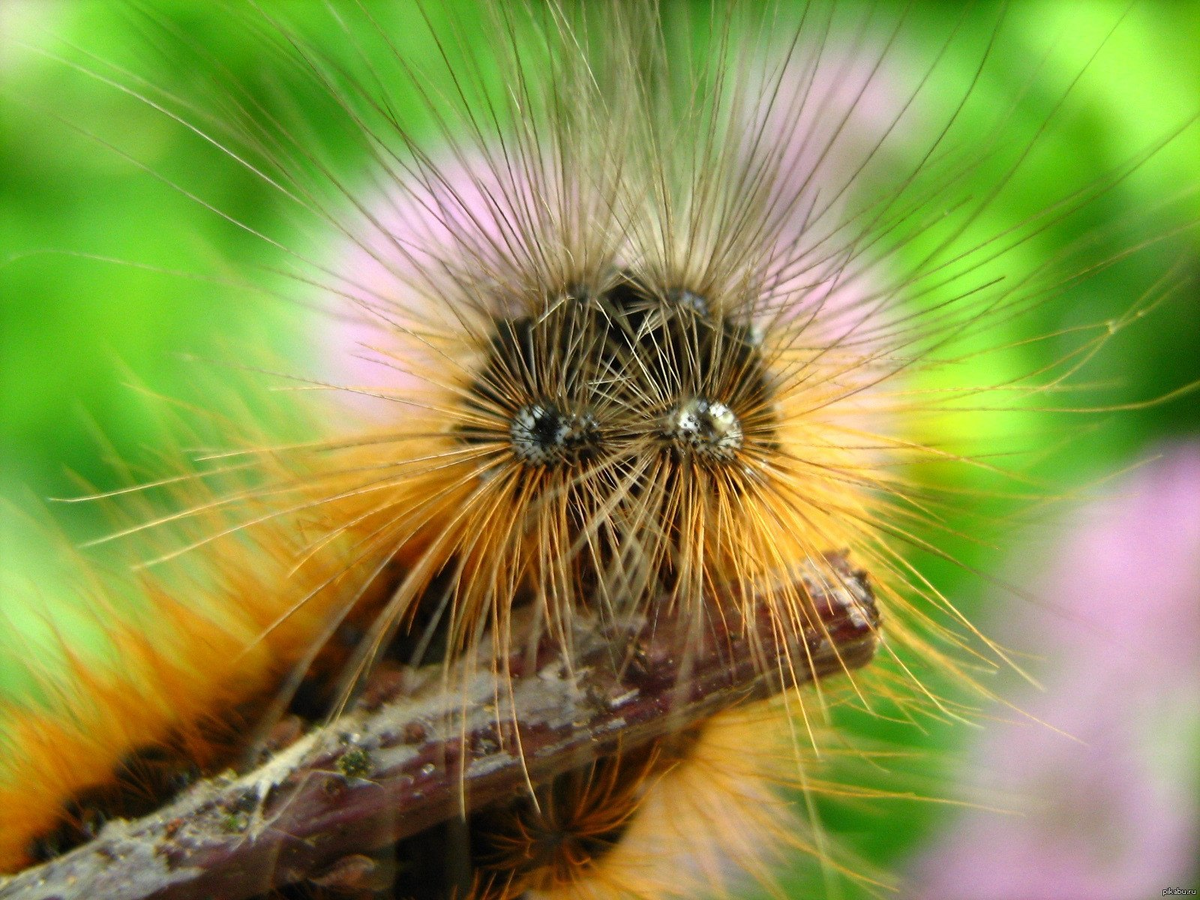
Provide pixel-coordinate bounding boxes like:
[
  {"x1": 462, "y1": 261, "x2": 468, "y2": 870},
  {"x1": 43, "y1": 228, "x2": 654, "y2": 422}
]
[
  {"x1": 661, "y1": 397, "x2": 743, "y2": 462},
  {"x1": 669, "y1": 288, "x2": 709, "y2": 316},
  {"x1": 510, "y1": 403, "x2": 602, "y2": 467}
]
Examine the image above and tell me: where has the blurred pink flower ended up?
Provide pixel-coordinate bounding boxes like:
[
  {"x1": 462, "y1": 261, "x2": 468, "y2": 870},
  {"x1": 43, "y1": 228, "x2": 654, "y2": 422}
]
[{"x1": 912, "y1": 444, "x2": 1200, "y2": 900}]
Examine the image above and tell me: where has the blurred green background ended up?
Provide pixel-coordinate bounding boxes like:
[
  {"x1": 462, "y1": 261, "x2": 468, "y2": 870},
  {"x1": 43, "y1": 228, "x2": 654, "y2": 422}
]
[{"x1": 1, "y1": 1, "x2": 1198, "y2": 896}]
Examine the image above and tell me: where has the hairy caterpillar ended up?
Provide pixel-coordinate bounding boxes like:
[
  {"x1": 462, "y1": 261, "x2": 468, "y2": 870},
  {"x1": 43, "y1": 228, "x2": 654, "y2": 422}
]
[{"x1": 1, "y1": 2, "x2": 1197, "y2": 898}]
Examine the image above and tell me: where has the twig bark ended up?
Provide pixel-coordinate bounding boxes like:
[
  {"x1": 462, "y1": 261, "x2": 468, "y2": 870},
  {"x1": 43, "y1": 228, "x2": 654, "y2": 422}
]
[{"x1": 0, "y1": 554, "x2": 878, "y2": 900}]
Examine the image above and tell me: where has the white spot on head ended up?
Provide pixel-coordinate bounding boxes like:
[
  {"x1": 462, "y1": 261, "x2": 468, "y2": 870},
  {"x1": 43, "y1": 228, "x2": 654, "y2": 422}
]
[{"x1": 663, "y1": 398, "x2": 743, "y2": 462}]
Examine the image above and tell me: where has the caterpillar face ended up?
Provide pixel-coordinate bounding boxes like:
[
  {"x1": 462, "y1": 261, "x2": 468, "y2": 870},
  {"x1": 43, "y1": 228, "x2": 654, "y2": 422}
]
[
  {"x1": 466, "y1": 275, "x2": 772, "y2": 470},
  {"x1": 358, "y1": 262, "x2": 870, "y2": 677},
  {"x1": 448, "y1": 273, "x2": 782, "y2": 617}
]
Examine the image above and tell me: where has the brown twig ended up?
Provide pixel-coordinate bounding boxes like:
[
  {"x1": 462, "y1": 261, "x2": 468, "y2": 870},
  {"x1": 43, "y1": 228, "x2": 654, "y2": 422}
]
[{"x1": 0, "y1": 554, "x2": 878, "y2": 900}]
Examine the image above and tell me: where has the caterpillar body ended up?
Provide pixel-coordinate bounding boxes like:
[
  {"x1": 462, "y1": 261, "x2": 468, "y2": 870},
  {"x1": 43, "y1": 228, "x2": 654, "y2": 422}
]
[{"x1": 1, "y1": 2, "x2": 1195, "y2": 899}]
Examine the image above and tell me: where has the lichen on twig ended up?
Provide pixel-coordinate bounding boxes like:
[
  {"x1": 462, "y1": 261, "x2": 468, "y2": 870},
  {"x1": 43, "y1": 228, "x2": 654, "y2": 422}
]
[{"x1": 0, "y1": 554, "x2": 878, "y2": 900}]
